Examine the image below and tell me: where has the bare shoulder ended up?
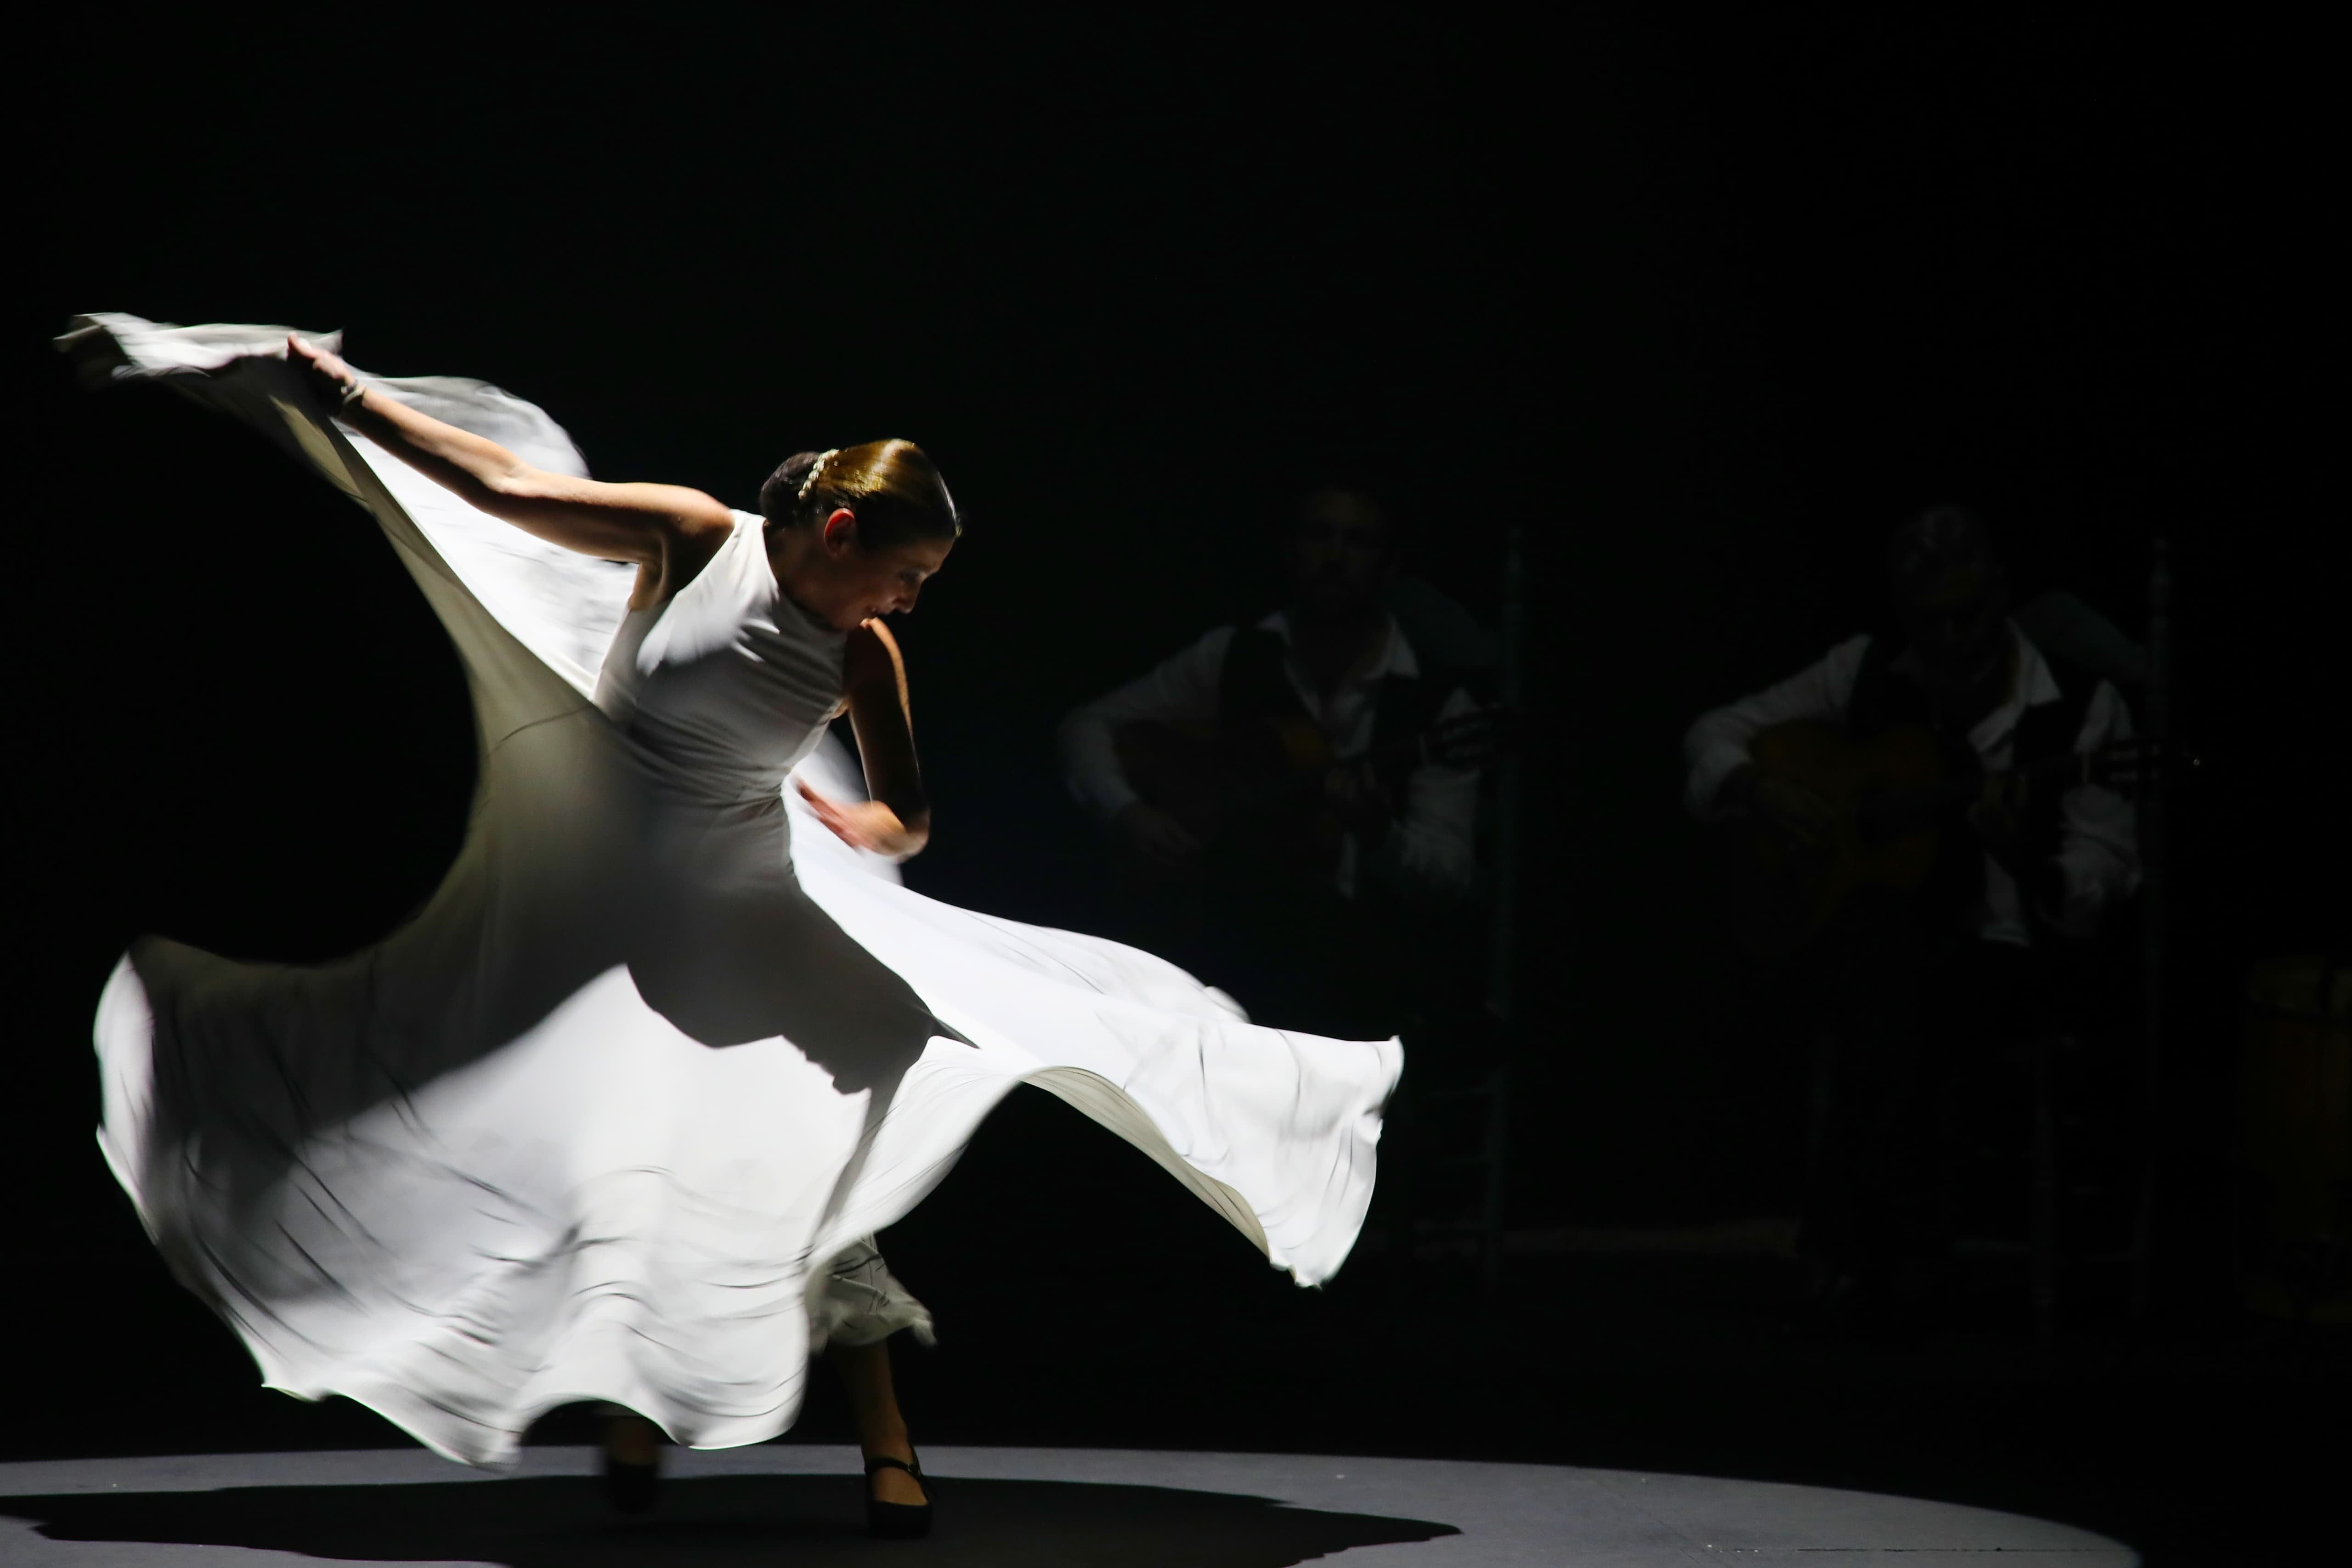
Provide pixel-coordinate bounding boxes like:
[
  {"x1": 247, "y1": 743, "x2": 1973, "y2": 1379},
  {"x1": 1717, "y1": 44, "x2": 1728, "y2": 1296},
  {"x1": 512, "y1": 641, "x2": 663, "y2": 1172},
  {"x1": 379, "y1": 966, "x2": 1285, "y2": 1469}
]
[
  {"x1": 643, "y1": 487, "x2": 738, "y2": 574},
  {"x1": 656, "y1": 485, "x2": 740, "y2": 538}
]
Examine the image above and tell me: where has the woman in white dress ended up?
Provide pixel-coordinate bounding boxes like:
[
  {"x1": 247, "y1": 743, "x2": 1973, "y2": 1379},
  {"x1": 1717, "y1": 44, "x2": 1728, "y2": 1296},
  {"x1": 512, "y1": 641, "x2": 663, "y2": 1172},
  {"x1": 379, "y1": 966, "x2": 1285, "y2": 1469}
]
[{"x1": 67, "y1": 314, "x2": 1402, "y2": 1538}]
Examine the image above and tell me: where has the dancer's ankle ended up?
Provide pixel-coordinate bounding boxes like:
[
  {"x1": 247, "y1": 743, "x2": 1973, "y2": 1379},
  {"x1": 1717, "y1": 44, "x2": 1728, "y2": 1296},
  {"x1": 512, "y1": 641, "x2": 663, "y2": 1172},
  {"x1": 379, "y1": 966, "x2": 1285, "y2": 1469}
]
[
  {"x1": 605, "y1": 1415, "x2": 658, "y2": 1466},
  {"x1": 860, "y1": 1422, "x2": 912, "y2": 1464}
]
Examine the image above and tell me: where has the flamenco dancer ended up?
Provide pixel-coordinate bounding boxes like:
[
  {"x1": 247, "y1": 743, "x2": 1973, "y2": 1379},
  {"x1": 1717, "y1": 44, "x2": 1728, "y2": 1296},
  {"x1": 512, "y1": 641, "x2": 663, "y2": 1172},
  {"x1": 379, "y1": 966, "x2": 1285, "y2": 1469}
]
[{"x1": 63, "y1": 315, "x2": 1400, "y2": 1538}]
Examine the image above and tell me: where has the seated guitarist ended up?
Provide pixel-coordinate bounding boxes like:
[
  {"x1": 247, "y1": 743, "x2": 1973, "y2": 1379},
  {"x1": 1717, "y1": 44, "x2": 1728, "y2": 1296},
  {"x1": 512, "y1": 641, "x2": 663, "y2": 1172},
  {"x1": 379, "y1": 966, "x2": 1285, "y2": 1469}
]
[
  {"x1": 1058, "y1": 484, "x2": 1481, "y2": 1035},
  {"x1": 1682, "y1": 504, "x2": 2140, "y2": 1323}
]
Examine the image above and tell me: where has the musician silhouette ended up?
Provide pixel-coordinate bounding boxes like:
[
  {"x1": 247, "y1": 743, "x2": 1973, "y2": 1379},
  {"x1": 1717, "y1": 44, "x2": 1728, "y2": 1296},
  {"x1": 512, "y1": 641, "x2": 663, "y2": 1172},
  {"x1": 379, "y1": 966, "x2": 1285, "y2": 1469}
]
[
  {"x1": 1059, "y1": 485, "x2": 1485, "y2": 1040},
  {"x1": 1683, "y1": 505, "x2": 2141, "y2": 1326}
]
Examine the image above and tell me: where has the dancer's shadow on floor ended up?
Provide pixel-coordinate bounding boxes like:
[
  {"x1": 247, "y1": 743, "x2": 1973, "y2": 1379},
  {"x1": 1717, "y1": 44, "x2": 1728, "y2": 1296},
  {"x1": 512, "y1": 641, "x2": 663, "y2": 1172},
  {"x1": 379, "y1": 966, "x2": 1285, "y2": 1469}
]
[{"x1": 14, "y1": 1473, "x2": 1460, "y2": 1566}]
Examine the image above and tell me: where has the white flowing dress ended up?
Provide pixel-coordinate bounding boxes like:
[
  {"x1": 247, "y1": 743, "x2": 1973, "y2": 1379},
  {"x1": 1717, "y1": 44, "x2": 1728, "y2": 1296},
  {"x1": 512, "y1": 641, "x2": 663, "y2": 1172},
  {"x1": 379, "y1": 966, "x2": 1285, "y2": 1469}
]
[{"x1": 64, "y1": 315, "x2": 1402, "y2": 1468}]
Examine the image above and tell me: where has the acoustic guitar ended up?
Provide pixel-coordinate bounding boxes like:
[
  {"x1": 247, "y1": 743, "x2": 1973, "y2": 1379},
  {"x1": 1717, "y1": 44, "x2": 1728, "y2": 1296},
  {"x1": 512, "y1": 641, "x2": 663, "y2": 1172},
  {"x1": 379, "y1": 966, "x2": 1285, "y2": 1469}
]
[
  {"x1": 1113, "y1": 706, "x2": 1510, "y2": 890},
  {"x1": 1732, "y1": 719, "x2": 2159, "y2": 954}
]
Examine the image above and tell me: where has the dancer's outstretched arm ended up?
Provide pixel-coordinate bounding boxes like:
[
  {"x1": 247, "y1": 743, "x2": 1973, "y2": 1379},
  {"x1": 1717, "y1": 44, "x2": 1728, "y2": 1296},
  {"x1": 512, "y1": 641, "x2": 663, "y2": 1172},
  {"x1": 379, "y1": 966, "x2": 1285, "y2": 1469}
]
[
  {"x1": 798, "y1": 620, "x2": 931, "y2": 860},
  {"x1": 288, "y1": 335, "x2": 732, "y2": 603}
]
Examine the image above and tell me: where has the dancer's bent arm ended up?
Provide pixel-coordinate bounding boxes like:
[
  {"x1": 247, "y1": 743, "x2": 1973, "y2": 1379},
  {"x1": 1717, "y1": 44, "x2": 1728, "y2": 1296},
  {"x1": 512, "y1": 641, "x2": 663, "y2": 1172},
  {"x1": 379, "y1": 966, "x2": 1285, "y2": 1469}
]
[
  {"x1": 288, "y1": 335, "x2": 731, "y2": 603},
  {"x1": 798, "y1": 620, "x2": 931, "y2": 861}
]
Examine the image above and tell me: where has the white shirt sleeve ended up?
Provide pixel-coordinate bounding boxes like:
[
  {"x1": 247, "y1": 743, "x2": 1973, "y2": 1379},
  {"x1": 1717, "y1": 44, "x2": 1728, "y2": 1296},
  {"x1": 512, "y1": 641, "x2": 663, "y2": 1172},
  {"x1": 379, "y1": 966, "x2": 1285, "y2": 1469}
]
[
  {"x1": 1057, "y1": 626, "x2": 1237, "y2": 821},
  {"x1": 2044, "y1": 679, "x2": 2143, "y2": 937},
  {"x1": 1365, "y1": 686, "x2": 1481, "y2": 900},
  {"x1": 1682, "y1": 634, "x2": 1875, "y2": 820}
]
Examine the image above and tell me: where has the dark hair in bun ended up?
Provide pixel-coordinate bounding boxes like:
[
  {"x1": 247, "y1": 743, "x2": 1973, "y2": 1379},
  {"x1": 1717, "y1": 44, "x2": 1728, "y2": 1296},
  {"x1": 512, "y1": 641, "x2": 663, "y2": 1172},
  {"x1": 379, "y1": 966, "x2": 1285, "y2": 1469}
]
[{"x1": 760, "y1": 439, "x2": 961, "y2": 552}]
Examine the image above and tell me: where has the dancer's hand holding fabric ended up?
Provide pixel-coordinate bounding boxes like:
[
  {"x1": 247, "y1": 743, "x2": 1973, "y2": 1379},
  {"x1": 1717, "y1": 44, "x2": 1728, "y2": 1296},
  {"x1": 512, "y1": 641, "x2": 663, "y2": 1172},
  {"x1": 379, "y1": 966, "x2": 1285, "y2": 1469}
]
[
  {"x1": 797, "y1": 782, "x2": 927, "y2": 860},
  {"x1": 287, "y1": 333, "x2": 362, "y2": 403}
]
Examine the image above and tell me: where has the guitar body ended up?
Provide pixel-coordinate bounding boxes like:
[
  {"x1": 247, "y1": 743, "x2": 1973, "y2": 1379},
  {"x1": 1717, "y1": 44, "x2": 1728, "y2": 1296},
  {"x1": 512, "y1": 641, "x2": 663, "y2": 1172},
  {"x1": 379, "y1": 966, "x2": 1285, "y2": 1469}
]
[
  {"x1": 1102, "y1": 702, "x2": 1509, "y2": 947},
  {"x1": 1114, "y1": 717, "x2": 1347, "y2": 891},
  {"x1": 1737, "y1": 720, "x2": 1948, "y2": 953},
  {"x1": 1722, "y1": 708, "x2": 2155, "y2": 957}
]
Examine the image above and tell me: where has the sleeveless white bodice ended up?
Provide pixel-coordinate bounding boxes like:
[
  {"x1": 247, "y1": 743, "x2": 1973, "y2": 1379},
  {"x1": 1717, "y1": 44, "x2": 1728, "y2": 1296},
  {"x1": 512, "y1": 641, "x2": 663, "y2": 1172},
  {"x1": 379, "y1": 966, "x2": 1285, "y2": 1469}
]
[{"x1": 595, "y1": 513, "x2": 847, "y2": 808}]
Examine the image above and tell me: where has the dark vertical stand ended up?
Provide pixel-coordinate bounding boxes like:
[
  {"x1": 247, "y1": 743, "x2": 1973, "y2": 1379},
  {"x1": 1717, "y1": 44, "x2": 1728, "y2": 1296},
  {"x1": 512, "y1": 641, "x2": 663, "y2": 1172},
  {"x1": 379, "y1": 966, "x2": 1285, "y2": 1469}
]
[
  {"x1": 2132, "y1": 532, "x2": 2174, "y2": 1319},
  {"x1": 1476, "y1": 524, "x2": 1528, "y2": 1299}
]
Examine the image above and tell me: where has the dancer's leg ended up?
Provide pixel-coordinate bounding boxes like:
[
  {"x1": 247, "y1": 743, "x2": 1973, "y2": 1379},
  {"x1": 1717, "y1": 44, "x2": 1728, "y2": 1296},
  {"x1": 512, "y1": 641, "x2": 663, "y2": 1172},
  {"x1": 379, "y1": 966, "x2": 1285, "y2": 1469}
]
[
  {"x1": 599, "y1": 1410, "x2": 662, "y2": 1514},
  {"x1": 604, "y1": 1414, "x2": 659, "y2": 1464},
  {"x1": 830, "y1": 1338, "x2": 926, "y2": 1504}
]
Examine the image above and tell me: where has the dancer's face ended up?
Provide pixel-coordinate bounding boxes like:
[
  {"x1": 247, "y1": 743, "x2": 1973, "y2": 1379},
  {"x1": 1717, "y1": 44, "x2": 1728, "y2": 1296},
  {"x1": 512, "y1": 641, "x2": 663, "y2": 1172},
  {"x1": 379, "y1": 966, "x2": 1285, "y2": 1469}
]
[{"x1": 786, "y1": 509, "x2": 955, "y2": 631}]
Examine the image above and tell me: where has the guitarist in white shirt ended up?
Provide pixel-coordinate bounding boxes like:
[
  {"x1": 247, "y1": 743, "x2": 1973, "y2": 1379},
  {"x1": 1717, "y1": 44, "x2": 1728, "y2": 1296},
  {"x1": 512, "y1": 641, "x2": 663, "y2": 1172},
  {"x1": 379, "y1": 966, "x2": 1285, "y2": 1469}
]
[
  {"x1": 1058, "y1": 486, "x2": 1484, "y2": 1036},
  {"x1": 1681, "y1": 505, "x2": 2141, "y2": 1328}
]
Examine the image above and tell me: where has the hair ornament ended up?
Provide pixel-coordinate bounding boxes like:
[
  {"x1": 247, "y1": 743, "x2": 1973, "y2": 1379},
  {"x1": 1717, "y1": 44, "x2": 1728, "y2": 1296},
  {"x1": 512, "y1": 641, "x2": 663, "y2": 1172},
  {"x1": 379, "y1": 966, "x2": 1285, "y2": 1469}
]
[{"x1": 797, "y1": 448, "x2": 840, "y2": 504}]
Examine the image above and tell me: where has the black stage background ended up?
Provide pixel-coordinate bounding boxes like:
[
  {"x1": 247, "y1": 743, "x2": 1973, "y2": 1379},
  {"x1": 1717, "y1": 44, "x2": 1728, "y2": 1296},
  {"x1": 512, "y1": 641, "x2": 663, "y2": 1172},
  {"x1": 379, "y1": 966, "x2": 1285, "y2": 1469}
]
[{"x1": 7, "y1": 14, "x2": 2341, "y2": 1564}]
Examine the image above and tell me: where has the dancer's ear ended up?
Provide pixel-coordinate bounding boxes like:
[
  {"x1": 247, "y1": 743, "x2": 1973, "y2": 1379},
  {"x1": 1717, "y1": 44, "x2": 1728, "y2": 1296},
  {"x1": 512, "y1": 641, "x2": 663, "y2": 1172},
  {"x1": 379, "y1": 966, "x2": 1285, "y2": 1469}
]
[{"x1": 822, "y1": 508, "x2": 860, "y2": 555}]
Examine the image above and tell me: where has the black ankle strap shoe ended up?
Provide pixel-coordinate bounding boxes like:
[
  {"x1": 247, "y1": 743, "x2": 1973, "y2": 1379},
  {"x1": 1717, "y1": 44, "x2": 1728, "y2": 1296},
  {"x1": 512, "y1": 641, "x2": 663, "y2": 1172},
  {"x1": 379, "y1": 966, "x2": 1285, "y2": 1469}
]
[
  {"x1": 602, "y1": 1451, "x2": 659, "y2": 1516},
  {"x1": 602, "y1": 1415, "x2": 662, "y2": 1516},
  {"x1": 865, "y1": 1451, "x2": 933, "y2": 1539}
]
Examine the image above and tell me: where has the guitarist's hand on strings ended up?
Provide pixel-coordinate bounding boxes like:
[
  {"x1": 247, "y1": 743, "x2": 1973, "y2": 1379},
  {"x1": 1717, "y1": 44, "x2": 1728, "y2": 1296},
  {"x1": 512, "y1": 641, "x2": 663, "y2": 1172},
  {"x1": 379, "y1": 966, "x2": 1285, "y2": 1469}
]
[
  {"x1": 1325, "y1": 759, "x2": 1395, "y2": 846},
  {"x1": 1115, "y1": 801, "x2": 1204, "y2": 868},
  {"x1": 1965, "y1": 770, "x2": 2031, "y2": 872},
  {"x1": 1967, "y1": 771, "x2": 2069, "y2": 917},
  {"x1": 1728, "y1": 764, "x2": 1835, "y2": 850}
]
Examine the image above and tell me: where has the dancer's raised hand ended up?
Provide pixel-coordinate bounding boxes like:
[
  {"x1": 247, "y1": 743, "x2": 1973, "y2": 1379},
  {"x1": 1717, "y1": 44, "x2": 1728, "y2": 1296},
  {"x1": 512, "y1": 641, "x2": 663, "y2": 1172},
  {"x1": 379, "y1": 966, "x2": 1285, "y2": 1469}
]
[{"x1": 287, "y1": 333, "x2": 361, "y2": 407}]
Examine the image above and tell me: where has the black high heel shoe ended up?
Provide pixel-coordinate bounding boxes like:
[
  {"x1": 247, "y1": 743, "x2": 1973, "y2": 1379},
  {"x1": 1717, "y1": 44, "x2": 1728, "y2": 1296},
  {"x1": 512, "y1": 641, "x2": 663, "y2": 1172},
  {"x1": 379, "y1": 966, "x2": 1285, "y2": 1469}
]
[
  {"x1": 865, "y1": 1450, "x2": 933, "y2": 1539},
  {"x1": 602, "y1": 1418, "x2": 660, "y2": 1515}
]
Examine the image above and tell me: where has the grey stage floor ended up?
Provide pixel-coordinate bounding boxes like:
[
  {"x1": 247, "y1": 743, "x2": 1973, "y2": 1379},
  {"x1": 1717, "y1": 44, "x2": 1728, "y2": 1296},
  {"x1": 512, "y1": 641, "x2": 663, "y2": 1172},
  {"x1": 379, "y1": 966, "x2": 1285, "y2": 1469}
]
[{"x1": 0, "y1": 1446, "x2": 2137, "y2": 1566}]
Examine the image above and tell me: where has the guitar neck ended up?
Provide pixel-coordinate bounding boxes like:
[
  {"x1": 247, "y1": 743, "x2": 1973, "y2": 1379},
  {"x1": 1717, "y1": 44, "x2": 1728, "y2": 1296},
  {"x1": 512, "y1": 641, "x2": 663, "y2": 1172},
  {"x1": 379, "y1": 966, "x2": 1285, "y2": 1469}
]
[{"x1": 1890, "y1": 742, "x2": 2109, "y2": 825}]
